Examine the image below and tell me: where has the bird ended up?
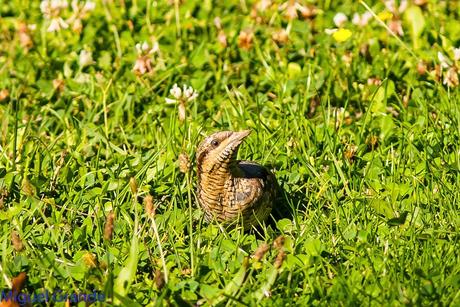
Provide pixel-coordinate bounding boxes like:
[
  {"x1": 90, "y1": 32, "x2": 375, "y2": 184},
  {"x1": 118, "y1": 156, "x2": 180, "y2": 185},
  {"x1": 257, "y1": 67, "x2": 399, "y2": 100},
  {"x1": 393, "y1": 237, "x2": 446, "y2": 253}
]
[{"x1": 196, "y1": 130, "x2": 277, "y2": 228}]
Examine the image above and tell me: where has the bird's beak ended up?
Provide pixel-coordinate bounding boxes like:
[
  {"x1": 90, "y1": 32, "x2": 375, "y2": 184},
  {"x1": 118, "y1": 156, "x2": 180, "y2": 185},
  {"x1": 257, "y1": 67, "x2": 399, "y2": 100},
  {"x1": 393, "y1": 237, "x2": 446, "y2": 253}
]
[
  {"x1": 211, "y1": 130, "x2": 251, "y2": 169},
  {"x1": 228, "y1": 130, "x2": 251, "y2": 147}
]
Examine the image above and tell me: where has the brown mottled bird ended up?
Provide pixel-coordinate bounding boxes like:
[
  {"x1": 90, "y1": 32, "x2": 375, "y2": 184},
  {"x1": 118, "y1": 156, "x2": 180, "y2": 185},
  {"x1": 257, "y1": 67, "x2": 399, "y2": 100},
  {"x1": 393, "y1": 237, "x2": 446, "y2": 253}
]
[{"x1": 196, "y1": 130, "x2": 277, "y2": 227}]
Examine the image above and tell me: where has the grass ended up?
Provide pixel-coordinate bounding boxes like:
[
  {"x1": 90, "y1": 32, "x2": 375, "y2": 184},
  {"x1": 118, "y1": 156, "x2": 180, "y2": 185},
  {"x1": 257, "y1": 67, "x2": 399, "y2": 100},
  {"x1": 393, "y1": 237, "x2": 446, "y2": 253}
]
[{"x1": 1, "y1": 0, "x2": 460, "y2": 305}]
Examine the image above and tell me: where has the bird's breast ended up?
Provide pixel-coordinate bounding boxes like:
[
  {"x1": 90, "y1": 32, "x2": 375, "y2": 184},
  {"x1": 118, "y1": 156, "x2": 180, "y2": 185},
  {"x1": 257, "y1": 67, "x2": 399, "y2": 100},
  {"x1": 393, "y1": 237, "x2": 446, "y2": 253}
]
[{"x1": 197, "y1": 162, "x2": 276, "y2": 226}]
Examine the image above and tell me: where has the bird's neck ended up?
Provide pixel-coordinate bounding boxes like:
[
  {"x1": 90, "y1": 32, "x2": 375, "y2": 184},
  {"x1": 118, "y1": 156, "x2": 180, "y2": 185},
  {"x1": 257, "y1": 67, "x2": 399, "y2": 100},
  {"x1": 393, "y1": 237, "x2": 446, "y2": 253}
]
[
  {"x1": 198, "y1": 164, "x2": 232, "y2": 187},
  {"x1": 197, "y1": 162, "x2": 241, "y2": 209},
  {"x1": 198, "y1": 161, "x2": 242, "y2": 181}
]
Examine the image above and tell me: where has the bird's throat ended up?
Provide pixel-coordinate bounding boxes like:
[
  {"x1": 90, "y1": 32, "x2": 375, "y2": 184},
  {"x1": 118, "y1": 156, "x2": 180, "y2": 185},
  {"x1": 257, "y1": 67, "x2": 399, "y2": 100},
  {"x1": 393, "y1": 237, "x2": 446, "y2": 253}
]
[{"x1": 198, "y1": 164, "x2": 234, "y2": 212}]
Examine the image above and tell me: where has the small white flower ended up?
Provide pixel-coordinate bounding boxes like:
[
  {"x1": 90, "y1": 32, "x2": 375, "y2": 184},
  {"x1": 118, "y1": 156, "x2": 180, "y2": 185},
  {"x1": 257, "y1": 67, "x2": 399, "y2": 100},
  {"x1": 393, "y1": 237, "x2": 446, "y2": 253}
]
[
  {"x1": 165, "y1": 97, "x2": 178, "y2": 104},
  {"x1": 41, "y1": 0, "x2": 69, "y2": 32},
  {"x1": 133, "y1": 57, "x2": 152, "y2": 75},
  {"x1": 151, "y1": 41, "x2": 160, "y2": 54},
  {"x1": 51, "y1": 0, "x2": 68, "y2": 10},
  {"x1": 438, "y1": 52, "x2": 451, "y2": 68},
  {"x1": 183, "y1": 85, "x2": 192, "y2": 98},
  {"x1": 385, "y1": 0, "x2": 407, "y2": 14},
  {"x1": 135, "y1": 43, "x2": 142, "y2": 54},
  {"x1": 133, "y1": 41, "x2": 159, "y2": 75},
  {"x1": 47, "y1": 18, "x2": 68, "y2": 32},
  {"x1": 41, "y1": 0, "x2": 68, "y2": 17},
  {"x1": 71, "y1": 18, "x2": 82, "y2": 32},
  {"x1": 189, "y1": 91, "x2": 199, "y2": 102},
  {"x1": 279, "y1": 1, "x2": 297, "y2": 20},
  {"x1": 213, "y1": 17, "x2": 222, "y2": 29},
  {"x1": 256, "y1": 0, "x2": 271, "y2": 12},
  {"x1": 324, "y1": 28, "x2": 338, "y2": 35},
  {"x1": 352, "y1": 11, "x2": 372, "y2": 27},
  {"x1": 74, "y1": 72, "x2": 91, "y2": 83},
  {"x1": 182, "y1": 85, "x2": 198, "y2": 102},
  {"x1": 165, "y1": 84, "x2": 198, "y2": 104},
  {"x1": 79, "y1": 49, "x2": 94, "y2": 67},
  {"x1": 362, "y1": 12, "x2": 373, "y2": 24},
  {"x1": 453, "y1": 47, "x2": 460, "y2": 62},
  {"x1": 443, "y1": 67, "x2": 459, "y2": 88},
  {"x1": 47, "y1": 19, "x2": 60, "y2": 32},
  {"x1": 352, "y1": 13, "x2": 360, "y2": 25},
  {"x1": 67, "y1": 1, "x2": 96, "y2": 33},
  {"x1": 135, "y1": 41, "x2": 158, "y2": 55},
  {"x1": 170, "y1": 84, "x2": 182, "y2": 100},
  {"x1": 398, "y1": 0, "x2": 408, "y2": 13},
  {"x1": 83, "y1": 0, "x2": 95, "y2": 12},
  {"x1": 333, "y1": 12, "x2": 347, "y2": 27},
  {"x1": 40, "y1": 1, "x2": 49, "y2": 14},
  {"x1": 141, "y1": 41, "x2": 149, "y2": 52},
  {"x1": 384, "y1": 0, "x2": 396, "y2": 13},
  {"x1": 71, "y1": 0, "x2": 94, "y2": 12}
]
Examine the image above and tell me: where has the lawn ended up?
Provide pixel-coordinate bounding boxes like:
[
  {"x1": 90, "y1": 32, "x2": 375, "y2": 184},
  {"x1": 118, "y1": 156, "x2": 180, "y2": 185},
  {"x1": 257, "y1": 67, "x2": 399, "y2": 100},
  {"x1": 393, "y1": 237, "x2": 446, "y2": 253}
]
[{"x1": 1, "y1": 0, "x2": 459, "y2": 305}]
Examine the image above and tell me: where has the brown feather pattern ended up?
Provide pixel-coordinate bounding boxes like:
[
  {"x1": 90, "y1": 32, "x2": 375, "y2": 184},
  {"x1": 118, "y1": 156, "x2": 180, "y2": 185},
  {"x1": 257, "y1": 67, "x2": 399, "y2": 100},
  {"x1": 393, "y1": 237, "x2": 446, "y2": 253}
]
[{"x1": 196, "y1": 130, "x2": 276, "y2": 227}]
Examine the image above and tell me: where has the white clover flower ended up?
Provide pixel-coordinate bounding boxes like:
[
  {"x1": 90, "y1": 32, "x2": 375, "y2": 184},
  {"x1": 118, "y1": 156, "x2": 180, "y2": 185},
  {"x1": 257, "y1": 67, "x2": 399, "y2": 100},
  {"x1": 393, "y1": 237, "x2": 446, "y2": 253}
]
[
  {"x1": 151, "y1": 41, "x2": 160, "y2": 53},
  {"x1": 41, "y1": 0, "x2": 69, "y2": 32},
  {"x1": 453, "y1": 47, "x2": 460, "y2": 62},
  {"x1": 133, "y1": 57, "x2": 152, "y2": 75},
  {"x1": 135, "y1": 41, "x2": 158, "y2": 55},
  {"x1": 333, "y1": 12, "x2": 347, "y2": 27},
  {"x1": 40, "y1": 1, "x2": 49, "y2": 15},
  {"x1": 164, "y1": 97, "x2": 177, "y2": 104},
  {"x1": 165, "y1": 84, "x2": 198, "y2": 121},
  {"x1": 83, "y1": 0, "x2": 95, "y2": 12},
  {"x1": 279, "y1": 1, "x2": 297, "y2": 20},
  {"x1": 79, "y1": 49, "x2": 94, "y2": 68},
  {"x1": 278, "y1": 1, "x2": 316, "y2": 20},
  {"x1": 68, "y1": 0, "x2": 95, "y2": 33},
  {"x1": 135, "y1": 43, "x2": 142, "y2": 54},
  {"x1": 438, "y1": 52, "x2": 451, "y2": 69},
  {"x1": 165, "y1": 84, "x2": 198, "y2": 104},
  {"x1": 352, "y1": 13, "x2": 360, "y2": 25},
  {"x1": 71, "y1": 0, "x2": 95, "y2": 13},
  {"x1": 256, "y1": 0, "x2": 272, "y2": 12},
  {"x1": 182, "y1": 85, "x2": 198, "y2": 102},
  {"x1": 385, "y1": 0, "x2": 408, "y2": 14},
  {"x1": 385, "y1": 0, "x2": 407, "y2": 14},
  {"x1": 71, "y1": 18, "x2": 82, "y2": 32},
  {"x1": 41, "y1": 0, "x2": 68, "y2": 18},
  {"x1": 436, "y1": 50, "x2": 460, "y2": 88},
  {"x1": 324, "y1": 28, "x2": 338, "y2": 35},
  {"x1": 170, "y1": 84, "x2": 182, "y2": 99},
  {"x1": 352, "y1": 11, "x2": 372, "y2": 27},
  {"x1": 213, "y1": 17, "x2": 222, "y2": 29},
  {"x1": 133, "y1": 41, "x2": 160, "y2": 75},
  {"x1": 47, "y1": 17, "x2": 69, "y2": 32},
  {"x1": 141, "y1": 41, "x2": 149, "y2": 52},
  {"x1": 443, "y1": 67, "x2": 459, "y2": 88}
]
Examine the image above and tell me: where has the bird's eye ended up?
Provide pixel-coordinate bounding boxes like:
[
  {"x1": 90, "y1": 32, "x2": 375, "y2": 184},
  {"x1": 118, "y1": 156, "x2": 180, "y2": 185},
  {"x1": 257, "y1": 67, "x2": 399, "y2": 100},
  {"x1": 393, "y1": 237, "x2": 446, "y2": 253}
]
[{"x1": 211, "y1": 140, "x2": 219, "y2": 147}]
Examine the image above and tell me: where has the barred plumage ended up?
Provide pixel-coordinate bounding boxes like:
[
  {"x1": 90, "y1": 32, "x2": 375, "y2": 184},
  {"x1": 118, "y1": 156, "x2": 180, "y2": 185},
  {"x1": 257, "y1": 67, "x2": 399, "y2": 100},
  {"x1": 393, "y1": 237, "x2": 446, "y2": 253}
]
[{"x1": 196, "y1": 130, "x2": 277, "y2": 228}]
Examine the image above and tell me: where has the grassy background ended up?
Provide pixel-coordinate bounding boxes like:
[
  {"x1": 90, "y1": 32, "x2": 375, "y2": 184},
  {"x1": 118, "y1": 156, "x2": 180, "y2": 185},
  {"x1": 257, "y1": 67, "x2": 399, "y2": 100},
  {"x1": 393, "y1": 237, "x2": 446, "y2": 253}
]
[{"x1": 1, "y1": 0, "x2": 460, "y2": 305}]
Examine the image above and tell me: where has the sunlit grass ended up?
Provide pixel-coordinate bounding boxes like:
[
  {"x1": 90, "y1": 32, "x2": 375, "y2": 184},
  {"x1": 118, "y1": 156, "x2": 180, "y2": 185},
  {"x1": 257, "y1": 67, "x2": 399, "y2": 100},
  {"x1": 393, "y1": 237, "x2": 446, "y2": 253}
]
[{"x1": 0, "y1": 0, "x2": 459, "y2": 305}]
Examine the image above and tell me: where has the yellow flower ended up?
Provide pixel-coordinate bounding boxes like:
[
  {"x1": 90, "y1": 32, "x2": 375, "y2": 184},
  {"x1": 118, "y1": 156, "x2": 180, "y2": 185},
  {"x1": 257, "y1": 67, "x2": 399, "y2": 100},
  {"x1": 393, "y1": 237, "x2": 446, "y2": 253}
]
[
  {"x1": 332, "y1": 28, "x2": 352, "y2": 42},
  {"x1": 377, "y1": 11, "x2": 393, "y2": 21}
]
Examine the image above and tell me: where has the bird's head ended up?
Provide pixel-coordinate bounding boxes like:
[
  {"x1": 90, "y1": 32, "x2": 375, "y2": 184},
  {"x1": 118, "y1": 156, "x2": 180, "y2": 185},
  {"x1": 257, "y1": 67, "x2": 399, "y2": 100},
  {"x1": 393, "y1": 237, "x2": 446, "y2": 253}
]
[{"x1": 196, "y1": 130, "x2": 251, "y2": 174}]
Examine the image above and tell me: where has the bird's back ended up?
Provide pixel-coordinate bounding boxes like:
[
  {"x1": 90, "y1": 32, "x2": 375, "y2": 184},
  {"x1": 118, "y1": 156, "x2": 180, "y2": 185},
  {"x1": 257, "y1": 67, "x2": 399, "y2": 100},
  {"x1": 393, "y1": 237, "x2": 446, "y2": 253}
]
[{"x1": 221, "y1": 161, "x2": 276, "y2": 227}]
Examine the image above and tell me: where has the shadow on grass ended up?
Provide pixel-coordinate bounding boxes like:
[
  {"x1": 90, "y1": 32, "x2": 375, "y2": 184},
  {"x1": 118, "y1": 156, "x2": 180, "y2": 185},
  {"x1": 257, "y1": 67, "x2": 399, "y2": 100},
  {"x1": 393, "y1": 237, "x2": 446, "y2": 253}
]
[{"x1": 265, "y1": 182, "x2": 306, "y2": 230}]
